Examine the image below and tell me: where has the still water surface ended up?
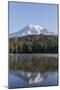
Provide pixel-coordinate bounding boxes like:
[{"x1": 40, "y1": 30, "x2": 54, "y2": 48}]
[{"x1": 8, "y1": 54, "x2": 58, "y2": 88}]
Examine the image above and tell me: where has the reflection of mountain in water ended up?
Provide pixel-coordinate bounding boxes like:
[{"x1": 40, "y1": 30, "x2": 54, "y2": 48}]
[
  {"x1": 20, "y1": 71, "x2": 43, "y2": 84},
  {"x1": 9, "y1": 71, "x2": 58, "y2": 89},
  {"x1": 10, "y1": 70, "x2": 49, "y2": 84},
  {"x1": 9, "y1": 54, "x2": 58, "y2": 88}
]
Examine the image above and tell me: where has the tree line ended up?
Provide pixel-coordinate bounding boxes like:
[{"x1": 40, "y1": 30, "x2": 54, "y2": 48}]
[{"x1": 9, "y1": 34, "x2": 58, "y2": 53}]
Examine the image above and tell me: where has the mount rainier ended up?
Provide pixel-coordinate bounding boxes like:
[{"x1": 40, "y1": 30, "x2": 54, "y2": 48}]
[{"x1": 9, "y1": 24, "x2": 56, "y2": 37}]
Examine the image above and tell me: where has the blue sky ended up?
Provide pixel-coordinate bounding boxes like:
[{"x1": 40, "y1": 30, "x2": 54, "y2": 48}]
[{"x1": 9, "y1": 2, "x2": 58, "y2": 34}]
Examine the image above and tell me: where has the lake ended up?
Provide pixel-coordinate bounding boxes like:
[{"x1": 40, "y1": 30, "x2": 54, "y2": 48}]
[{"x1": 8, "y1": 54, "x2": 58, "y2": 89}]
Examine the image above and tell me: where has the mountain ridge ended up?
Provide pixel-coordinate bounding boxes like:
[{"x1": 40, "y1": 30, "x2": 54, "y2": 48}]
[{"x1": 9, "y1": 24, "x2": 57, "y2": 38}]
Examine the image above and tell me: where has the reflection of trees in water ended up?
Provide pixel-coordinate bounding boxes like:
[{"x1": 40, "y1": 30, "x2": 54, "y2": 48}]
[{"x1": 9, "y1": 54, "x2": 58, "y2": 72}]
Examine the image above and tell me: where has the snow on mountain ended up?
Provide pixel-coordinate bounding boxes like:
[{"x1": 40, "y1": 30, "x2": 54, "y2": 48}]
[{"x1": 9, "y1": 24, "x2": 56, "y2": 37}]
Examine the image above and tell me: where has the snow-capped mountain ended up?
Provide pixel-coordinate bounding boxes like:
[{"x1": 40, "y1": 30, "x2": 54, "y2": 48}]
[{"x1": 9, "y1": 24, "x2": 56, "y2": 37}]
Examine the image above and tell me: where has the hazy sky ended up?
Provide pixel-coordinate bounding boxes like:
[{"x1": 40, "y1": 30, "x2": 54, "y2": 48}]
[{"x1": 9, "y1": 2, "x2": 58, "y2": 34}]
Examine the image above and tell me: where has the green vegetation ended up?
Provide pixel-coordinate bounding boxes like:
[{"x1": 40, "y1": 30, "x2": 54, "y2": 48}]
[
  {"x1": 9, "y1": 55, "x2": 58, "y2": 72},
  {"x1": 9, "y1": 34, "x2": 58, "y2": 53}
]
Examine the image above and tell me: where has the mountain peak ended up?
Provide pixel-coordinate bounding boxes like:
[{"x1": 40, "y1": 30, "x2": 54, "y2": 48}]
[
  {"x1": 27, "y1": 24, "x2": 44, "y2": 30},
  {"x1": 9, "y1": 24, "x2": 56, "y2": 37}
]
